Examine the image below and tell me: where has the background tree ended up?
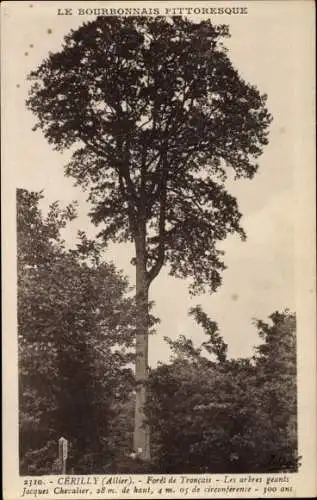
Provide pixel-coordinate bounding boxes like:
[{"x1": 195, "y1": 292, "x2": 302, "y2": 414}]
[
  {"x1": 26, "y1": 16, "x2": 272, "y2": 459},
  {"x1": 250, "y1": 310, "x2": 298, "y2": 471},
  {"x1": 146, "y1": 308, "x2": 298, "y2": 473},
  {"x1": 18, "y1": 188, "x2": 136, "y2": 474}
]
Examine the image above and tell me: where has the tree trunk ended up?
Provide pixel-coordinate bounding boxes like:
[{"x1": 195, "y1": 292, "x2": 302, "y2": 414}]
[{"x1": 133, "y1": 243, "x2": 150, "y2": 461}]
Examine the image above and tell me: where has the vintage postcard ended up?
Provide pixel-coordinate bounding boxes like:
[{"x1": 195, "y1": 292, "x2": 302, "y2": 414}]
[{"x1": 1, "y1": 1, "x2": 316, "y2": 498}]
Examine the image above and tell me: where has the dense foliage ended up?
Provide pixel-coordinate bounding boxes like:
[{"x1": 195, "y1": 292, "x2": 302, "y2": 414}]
[
  {"x1": 18, "y1": 188, "x2": 136, "y2": 474},
  {"x1": 146, "y1": 309, "x2": 298, "y2": 473},
  {"x1": 26, "y1": 16, "x2": 272, "y2": 293}
]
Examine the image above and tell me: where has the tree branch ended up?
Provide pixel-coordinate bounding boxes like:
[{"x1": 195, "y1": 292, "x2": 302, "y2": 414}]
[{"x1": 147, "y1": 150, "x2": 168, "y2": 284}]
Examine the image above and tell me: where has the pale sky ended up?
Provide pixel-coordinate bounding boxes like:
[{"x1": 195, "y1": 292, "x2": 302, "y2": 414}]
[{"x1": 3, "y1": 1, "x2": 304, "y2": 366}]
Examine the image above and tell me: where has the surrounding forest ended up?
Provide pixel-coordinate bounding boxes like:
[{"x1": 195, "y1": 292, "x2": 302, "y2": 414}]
[{"x1": 18, "y1": 188, "x2": 298, "y2": 475}]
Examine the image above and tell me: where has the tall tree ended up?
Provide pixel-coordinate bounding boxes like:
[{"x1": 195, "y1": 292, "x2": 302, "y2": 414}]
[
  {"x1": 17, "y1": 189, "x2": 136, "y2": 473},
  {"x1": 26, "y1": 16, "x2": 272, "y2": 459}
]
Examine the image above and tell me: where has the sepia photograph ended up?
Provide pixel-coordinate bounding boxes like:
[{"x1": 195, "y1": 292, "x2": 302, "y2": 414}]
[{"x1": 2, "y1": 1, "x2": 316, "y2": 498}]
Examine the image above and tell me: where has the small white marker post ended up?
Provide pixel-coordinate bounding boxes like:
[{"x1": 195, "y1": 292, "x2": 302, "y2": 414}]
[{"x1": 58, "y1": 437, "x2": 68, "y2": 474}]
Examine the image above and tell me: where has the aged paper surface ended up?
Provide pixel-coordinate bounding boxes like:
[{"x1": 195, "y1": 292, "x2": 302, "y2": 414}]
[{"x1": 1, "y1": 1, "x2": 316, "y2": 498}]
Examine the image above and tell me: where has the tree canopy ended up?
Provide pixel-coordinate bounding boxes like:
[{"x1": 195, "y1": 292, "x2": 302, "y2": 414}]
[
  {"x1": 146, "y1": 309, "x2": 298, "y2": 473},
  {"x1": 27, "y1": 16, "x2": 272, "y2": 294},
  {"x1": 17, "y1": 188, "x2": 136, "y2": 474}
]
